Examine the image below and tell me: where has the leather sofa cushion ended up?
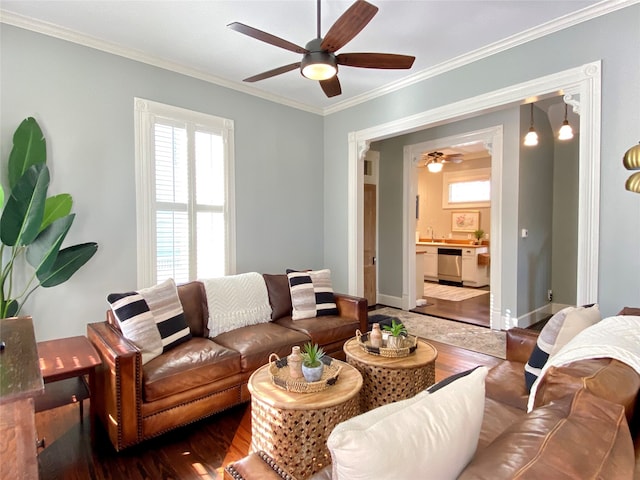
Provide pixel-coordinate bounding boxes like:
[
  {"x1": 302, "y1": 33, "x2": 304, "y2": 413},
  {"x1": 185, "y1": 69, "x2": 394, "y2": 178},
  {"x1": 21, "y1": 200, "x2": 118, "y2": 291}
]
[
  {"x1": 143, "y1": 337, "x2": 240, "y2": 402},
  {"x1": 177, "y1": 280, "x2": 209, "y2": 338},
  {"x1": 262, "y1": 274, "x2": 292, "y2": 321},
  {"x1": 485, "y1": 360, "x2": 529, "y2": 411},
  {"x1": 274, "y1": 315, "x2": 359, "y2": 346},
  {"x1": 459, "y1": 389, "x2": 635, "y2": 480},
  {"x1": 214, "y1": 322, "x2": 310, "y2": 372},
  {"x1": 477, "y1": 397, "x2": 525, "y2": 452},
  {"x1": 533, "y1": 358, "x2": 640, "y2": 424}
]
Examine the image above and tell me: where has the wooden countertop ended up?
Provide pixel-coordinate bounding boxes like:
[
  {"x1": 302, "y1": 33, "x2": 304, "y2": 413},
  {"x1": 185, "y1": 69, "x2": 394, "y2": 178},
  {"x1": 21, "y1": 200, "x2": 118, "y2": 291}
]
[{"x1": 416, "y1": 241, "x2": 487, "y2": 249}]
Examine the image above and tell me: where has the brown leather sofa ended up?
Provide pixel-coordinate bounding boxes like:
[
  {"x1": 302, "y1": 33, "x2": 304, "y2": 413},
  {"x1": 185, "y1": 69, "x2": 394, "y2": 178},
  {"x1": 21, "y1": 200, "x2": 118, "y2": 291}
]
[
  {"x1": 226, "y1": 324, "x2": 640, "y2": 479},
  {"x1": 87, "y1": 274, "x2": 367, "y2": 452}
]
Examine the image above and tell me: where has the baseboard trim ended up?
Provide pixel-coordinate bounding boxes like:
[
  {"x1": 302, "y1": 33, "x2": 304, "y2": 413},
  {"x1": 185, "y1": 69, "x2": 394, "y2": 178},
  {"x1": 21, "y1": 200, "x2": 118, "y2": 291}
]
[
  {"x1": 516, "y1": 302, "x2": 570, "y2": 327},
  {"x1": 375, "y1": 294, "x2": 403, "y2": 309}
]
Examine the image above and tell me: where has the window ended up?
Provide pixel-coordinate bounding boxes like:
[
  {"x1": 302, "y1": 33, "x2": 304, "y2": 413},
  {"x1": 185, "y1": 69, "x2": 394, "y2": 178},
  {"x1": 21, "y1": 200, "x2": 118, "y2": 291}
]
[
  {"x1": 134, "y1": 98, "x2": 235, "y2": 287},
  {"x1": 442, "y1": 168, "x2": 491, "y2": 209}
]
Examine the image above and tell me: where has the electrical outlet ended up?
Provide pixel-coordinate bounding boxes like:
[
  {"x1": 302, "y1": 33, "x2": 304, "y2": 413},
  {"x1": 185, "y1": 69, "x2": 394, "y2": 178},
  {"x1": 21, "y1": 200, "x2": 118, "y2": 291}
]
[{"x1": 547, "y1": 289, "x2": 553, "y2": 301}]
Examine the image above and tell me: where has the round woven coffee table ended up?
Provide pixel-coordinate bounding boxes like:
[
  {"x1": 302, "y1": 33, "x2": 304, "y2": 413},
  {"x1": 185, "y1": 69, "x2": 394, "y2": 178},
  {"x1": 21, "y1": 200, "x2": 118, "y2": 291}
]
[
  {"x1": 343, "y1": 337, "x2": 437, "y2": 411},
  {"x1": 247, "y1": 359, "x2": 363, "y2": 479}
]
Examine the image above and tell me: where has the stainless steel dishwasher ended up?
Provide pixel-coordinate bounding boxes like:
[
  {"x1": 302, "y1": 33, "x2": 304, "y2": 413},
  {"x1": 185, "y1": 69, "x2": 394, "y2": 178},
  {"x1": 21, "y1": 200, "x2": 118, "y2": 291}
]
[{"x1": 438, "y1": 248, "x2": 462, "y2": 285}]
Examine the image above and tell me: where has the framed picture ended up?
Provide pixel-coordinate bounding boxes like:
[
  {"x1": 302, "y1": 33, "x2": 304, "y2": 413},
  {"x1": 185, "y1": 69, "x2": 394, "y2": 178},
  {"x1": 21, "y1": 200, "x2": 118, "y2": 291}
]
[{"x1": 451, "y1": 211, "x2": 480, "y2": 232}]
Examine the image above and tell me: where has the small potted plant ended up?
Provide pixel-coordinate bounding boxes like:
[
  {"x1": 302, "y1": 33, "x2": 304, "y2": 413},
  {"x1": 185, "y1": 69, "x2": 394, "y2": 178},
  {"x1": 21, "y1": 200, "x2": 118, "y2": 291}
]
[
  {"x1": 382, "y1": 319, "x2": 407, "y2": 348},
  {"x1": 473, "y1": 229, "x2": 485, "y2": 245},
  {"x1": 301, "y1": 342, "x2": 326, "y2": 382}
]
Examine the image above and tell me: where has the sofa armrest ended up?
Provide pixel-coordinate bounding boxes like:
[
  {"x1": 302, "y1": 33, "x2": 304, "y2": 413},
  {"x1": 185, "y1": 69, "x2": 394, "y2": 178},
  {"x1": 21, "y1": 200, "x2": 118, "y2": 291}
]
[
  {"x1": 87, "y1": 321, "x2": 143, "y2": 451},
  {"x1": 506, "y1": 327, "x2": 538, "y2": 364},
  {"x1": 334, "y1": 293, "x2": 368, "y2": 333}
]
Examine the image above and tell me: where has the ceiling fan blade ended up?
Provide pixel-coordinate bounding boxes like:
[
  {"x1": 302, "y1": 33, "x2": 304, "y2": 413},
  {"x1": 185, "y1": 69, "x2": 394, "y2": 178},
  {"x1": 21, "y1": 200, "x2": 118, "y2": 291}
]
[
  {"x1": 243, "y1": 62, "x2": 301, "y2": 82},
  {"x1": 336, "y1": 53, "x2": 415, "y2": 69},
  {"x1": 228, "y1": 22, "x2": 308, "y2": 54},
  {"x1": 320, "y1": 76, "x2": 342, "y2": 98},
  {"x1": 321, "y1": 0, "x2": 378, "y2": 53}
]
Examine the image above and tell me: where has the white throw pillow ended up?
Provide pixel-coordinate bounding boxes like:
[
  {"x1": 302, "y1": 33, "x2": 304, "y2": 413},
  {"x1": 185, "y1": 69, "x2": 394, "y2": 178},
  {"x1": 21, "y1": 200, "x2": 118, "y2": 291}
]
[{"x1": 327, "y1": 366, "x2": 488, "y2": 480}]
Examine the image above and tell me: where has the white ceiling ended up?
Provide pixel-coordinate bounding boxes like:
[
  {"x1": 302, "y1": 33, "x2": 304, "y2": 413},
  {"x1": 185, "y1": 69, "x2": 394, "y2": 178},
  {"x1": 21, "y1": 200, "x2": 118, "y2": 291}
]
[{"x1": 1, "y1": 0, "x2": 616, "y2": 114}]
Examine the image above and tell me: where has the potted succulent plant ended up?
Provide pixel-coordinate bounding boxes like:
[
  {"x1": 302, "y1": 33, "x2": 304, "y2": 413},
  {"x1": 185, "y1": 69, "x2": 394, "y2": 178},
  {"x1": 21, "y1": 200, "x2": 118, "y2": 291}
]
[
  {"x1": 473, "y1": 229, "x2": 485, "y2": 245},
  {"x1": 383, "y1": 319, "x2": 407, "y2": 348},
  {"x1": 0, "y1": 117, "x2": 98, "y2": 318},
  {"x1": 301, "y1": 342, "x2": 325, "y2": 382}
]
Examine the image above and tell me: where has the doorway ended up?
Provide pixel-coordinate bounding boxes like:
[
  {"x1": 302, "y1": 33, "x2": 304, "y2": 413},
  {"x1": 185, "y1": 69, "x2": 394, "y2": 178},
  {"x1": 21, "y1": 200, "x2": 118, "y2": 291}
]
[{"x1": 347, "y1": 61, "x2": 601, "y2": 331}]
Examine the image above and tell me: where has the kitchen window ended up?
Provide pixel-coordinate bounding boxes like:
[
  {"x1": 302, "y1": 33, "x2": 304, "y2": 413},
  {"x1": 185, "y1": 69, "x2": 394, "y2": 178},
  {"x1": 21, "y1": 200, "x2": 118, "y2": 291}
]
[
  {"x1": 134, "y1": 98, "x2": 235, "y2": 287},
  {"x1": 442, "y1": 168, "x2": 490, "y2": 209}
]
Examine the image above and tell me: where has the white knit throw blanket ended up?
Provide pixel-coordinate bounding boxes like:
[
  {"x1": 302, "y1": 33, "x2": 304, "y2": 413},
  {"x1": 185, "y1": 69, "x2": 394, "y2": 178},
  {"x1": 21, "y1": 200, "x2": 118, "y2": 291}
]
[
  {"x1": 527, "y1": 315, "x2": 640, "y2": 412},
  {"x1": 202, "y1": 272, "x2": 272, "y2": 338}
]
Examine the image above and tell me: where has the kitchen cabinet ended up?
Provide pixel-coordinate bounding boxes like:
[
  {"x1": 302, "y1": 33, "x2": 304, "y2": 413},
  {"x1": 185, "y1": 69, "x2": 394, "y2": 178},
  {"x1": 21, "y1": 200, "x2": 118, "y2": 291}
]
[
  {"x1": 421, "y1": 246, "x2": 438, "y2": 281},
  {"x1": 461, "y1": 246, "x2": 490, "y2": 287}
]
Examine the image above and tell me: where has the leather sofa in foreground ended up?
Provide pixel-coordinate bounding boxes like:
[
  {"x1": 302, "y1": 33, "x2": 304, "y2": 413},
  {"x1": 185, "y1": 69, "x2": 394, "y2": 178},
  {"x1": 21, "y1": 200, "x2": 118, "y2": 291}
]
[
  {"x1": 226, "y1": 316, "x2": 640, "y2": 479},
  {"x1": 87, "y1": 274, "x2": 367, "y2": 452}
]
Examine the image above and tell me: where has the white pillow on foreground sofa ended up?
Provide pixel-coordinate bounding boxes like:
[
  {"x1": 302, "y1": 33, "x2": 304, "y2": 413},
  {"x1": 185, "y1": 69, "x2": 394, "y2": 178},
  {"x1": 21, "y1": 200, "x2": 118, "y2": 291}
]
[{"x1": 327, "y1": 366, "x2": 488, "y2": 480}]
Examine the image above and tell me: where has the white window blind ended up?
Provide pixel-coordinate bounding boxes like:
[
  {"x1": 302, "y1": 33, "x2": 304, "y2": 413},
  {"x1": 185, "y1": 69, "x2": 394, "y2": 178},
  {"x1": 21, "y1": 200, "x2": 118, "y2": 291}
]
[{"x1": 134, "y1": 98, "x2": 235, "y2": 288}]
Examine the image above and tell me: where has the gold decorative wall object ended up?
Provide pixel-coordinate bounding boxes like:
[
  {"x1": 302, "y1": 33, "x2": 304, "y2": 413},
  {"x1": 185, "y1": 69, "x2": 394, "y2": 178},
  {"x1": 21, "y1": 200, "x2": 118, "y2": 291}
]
[{"x1": 623, "y1": 143, "x2": 640, "y2": 193}]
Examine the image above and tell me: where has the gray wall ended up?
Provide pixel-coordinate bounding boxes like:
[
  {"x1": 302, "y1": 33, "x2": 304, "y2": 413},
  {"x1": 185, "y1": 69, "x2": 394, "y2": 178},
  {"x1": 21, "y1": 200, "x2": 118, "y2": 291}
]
[
  {"x1": 324, "y1": 5, "x2": 640, "y2": 318},
  {"x1": 0, "y1": 25, "x2": 325, "y2": 340},
  {"x1": 552, "y1": 135, "x2": 580, "y2": 305},
  {"x1": 517, "y1": 105, "x2": 555, "y2": 315}
]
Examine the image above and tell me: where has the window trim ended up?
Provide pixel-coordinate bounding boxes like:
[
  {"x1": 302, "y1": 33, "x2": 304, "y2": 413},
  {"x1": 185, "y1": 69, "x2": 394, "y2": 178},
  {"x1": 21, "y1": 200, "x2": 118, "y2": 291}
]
[
  {"x1": 134, "y1": 97, "x2": 236, "y2": 288},
  {"x1": 441, "y1": 167, "x2": 491, "y2": 209}
]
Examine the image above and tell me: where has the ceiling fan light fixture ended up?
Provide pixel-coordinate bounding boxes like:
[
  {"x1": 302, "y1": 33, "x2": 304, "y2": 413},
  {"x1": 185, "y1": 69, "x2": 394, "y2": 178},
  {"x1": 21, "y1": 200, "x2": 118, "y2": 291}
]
[
  {"x1": 301, "y1": 51, "x2": 337, "y2": 80},
  {"x1": 427, "y1": 160, "x2": 443, "y2": 173}
]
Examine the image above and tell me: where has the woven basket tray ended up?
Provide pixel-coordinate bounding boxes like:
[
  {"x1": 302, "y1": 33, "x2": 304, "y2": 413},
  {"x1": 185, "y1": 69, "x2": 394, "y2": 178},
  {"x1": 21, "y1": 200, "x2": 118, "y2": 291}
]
[
  {"x1": 269, "y1": 353, "x2": 342, "y2": 393},
  {"x1": 356, "y1": 330, "x2": 418, "y2": 358}
]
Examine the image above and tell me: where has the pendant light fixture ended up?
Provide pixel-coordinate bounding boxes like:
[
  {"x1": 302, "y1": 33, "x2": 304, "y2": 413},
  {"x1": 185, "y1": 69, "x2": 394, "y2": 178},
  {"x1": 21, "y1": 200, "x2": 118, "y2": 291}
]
[
  {"x1": 558, "y1": 103, "x2": 574, "y2": 140},
  {"x1": 523, "y1": 103, "x2": 538, "y2": 146}
]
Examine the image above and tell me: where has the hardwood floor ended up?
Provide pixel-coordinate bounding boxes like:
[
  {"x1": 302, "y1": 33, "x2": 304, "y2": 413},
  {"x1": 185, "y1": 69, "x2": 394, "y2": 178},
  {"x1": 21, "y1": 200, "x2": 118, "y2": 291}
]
[
  {"x1": 411, "y1": 283, "x2": 491, "y2": 328},
  {"x1": 34, "y1": 341, "x2": 501, "y2": 480}
]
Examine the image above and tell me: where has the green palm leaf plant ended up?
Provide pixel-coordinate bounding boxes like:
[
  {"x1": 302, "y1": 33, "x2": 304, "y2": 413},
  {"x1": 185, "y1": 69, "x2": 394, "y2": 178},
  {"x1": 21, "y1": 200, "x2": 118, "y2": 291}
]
[
  {"x1": 382, "y1": 318, "x2": 407, "y2": 337},
  {"x1": 0, "y1": 117, "x2": 98, "y2": 318},
  {"x1": 301, "y1": 342, "x2": 325, "y2": 368}
]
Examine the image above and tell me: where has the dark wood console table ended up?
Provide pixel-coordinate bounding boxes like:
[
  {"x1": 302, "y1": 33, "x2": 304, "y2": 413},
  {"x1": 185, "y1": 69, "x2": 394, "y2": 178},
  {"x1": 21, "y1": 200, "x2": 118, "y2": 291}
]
[{"x1": 0, "y1": 316, "x2": 44, "y2": 480}]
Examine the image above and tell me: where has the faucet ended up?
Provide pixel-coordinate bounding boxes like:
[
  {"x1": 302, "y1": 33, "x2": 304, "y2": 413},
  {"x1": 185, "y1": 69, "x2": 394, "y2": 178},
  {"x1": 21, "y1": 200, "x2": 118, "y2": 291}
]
[{"x1": 428, "y1": 226, "x2": 434, "y2": 242}]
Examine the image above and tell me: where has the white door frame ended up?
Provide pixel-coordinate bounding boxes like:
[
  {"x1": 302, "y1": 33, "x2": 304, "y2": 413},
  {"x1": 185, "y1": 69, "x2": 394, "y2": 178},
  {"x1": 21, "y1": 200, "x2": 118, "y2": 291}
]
[
  {"x1": 347, "y1": 61, "x2": 601, "y2": 330},
  {"x1": 404, "y1": 127, "x2": 503, "y2": 329}
]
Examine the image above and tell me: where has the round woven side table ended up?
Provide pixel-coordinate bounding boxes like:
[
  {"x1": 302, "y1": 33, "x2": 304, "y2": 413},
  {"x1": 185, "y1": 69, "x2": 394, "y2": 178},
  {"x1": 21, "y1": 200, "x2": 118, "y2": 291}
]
[
  {"x1": 247, "y1": 359, "x2": 363, "y2": 479},
  {"x1": 343, "y1": 337, "x2": 437, "y2": 412}
]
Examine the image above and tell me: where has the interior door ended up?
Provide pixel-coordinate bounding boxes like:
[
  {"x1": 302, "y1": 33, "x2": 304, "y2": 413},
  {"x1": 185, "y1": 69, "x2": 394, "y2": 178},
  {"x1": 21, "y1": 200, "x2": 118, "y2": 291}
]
[{"x1": 364, "y1": 182, "x2": 377, "y2": 308}]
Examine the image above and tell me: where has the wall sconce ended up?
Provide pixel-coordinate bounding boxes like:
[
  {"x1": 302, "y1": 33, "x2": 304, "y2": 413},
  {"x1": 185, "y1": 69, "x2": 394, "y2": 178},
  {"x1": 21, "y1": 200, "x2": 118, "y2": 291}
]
[
  {"x1": 623, "y1": 142, "x2": 640, "y2": 194},
  {"x1": 523, "y1": 103, "x2": 538, "y2": 146},
  {"x1": 558, "y1": 103, "x2": 574, "y2": 140}
]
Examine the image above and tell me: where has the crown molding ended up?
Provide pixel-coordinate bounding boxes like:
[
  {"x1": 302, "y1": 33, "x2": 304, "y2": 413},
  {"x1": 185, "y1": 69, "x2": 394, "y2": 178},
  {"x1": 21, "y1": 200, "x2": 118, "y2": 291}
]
[
  {"x1": 1, "y1": 0, "x2": 635, "y2": 117},
  {"x1": 0, "y1": 9, "x2": 324, "y2": 116},
  {"x1": 323, "y1": 0, "x2": 638, "y2": 115}
]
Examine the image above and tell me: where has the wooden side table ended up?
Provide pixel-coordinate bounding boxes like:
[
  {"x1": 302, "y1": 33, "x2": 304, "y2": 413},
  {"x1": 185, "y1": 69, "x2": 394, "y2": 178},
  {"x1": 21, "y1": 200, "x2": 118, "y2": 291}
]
[
  {"x1": 35, "y1": 336, "x2": 101, "y2": 433},
  {"x1": 247, "y1": 360, "x2": 362, "y2": 479},
  {"x1": 343, "y1": 337, "x2": 437, "y2": 411}
]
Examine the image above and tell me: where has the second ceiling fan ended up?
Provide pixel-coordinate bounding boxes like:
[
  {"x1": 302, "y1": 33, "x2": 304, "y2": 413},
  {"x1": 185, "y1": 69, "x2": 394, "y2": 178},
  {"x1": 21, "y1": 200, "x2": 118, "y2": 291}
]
[{"x1": 228, "y1": 0, "x2": 415, "y2": 98}]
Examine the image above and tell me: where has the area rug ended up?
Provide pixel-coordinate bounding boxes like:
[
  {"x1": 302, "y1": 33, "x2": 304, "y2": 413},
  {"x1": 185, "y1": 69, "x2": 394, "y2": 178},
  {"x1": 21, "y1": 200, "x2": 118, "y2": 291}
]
[
  {"x1": 370, "y1": 307, "x2": 506, "y2": 359},
  {"x1": 423, "y1": 282, "x2": 489, "y2": 301}
]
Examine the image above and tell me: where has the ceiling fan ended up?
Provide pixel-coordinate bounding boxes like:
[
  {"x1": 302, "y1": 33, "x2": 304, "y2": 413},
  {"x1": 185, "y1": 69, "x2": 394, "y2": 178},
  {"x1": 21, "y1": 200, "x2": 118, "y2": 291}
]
[
  {"x1": 228, "y1": 0, "x2": 416, "y2": 98},
  {"x1": 421, "y1": 151, "x2": 464, "y2": 173}
]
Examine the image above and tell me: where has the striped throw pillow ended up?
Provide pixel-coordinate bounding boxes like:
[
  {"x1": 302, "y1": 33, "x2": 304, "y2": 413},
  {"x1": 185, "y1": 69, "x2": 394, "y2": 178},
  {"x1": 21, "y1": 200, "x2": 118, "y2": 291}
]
[
  {"x1": 524, "y1": 304, "x2": 600, "y2": 391},
  {"x1": 287, "y1": 269, "x2": 338, "y2": 320},
  {"x1": 108, "y1": 278, "x2": 192, "y2": 363}
]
